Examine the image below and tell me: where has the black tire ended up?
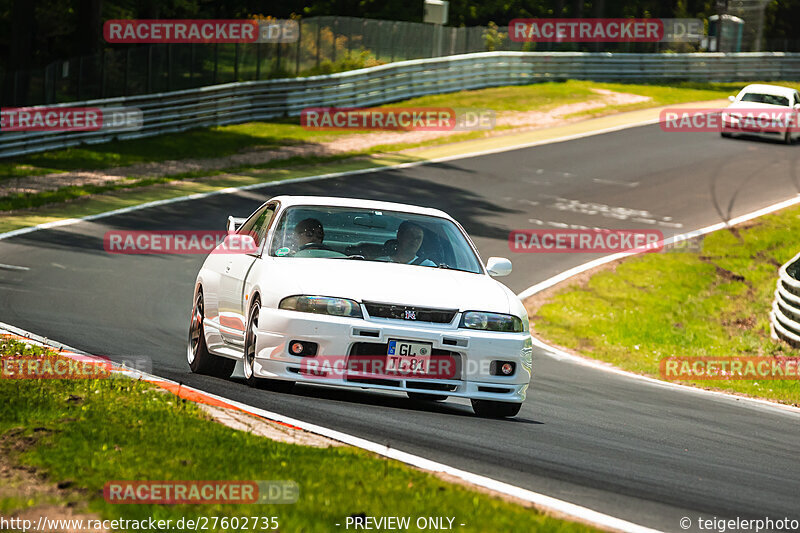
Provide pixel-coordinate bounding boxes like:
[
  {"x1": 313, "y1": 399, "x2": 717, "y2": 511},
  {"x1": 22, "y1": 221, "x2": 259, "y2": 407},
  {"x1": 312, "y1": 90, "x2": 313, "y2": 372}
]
[
  {"x1": 471, "y1": 399, "x2": 522, "y2": 419},
  {"x1": 407, "y1": 392, "x2": 447, "y2": 402},
  {"x1": 244, "y1": 298, "x2": 295, "y2": 393},
  {"x1": 720, "y1": 132, "x2": 733, "y2": 138},
  {"x1": 785, "y1": 130, "x2": 793, "y2": 145},
  {"x1": 188, "y1": 290, "x2": 235, "y2": 378}
]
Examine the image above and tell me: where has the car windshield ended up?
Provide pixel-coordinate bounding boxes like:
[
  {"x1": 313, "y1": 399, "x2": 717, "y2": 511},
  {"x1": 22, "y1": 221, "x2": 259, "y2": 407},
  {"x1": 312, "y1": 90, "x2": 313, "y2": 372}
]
[
  {"x1": 740, "y1": 92, "x2": 790, "y2": 106},
  {"x1": 268, "y1": 206, "x2": 483, "y2": 274}
]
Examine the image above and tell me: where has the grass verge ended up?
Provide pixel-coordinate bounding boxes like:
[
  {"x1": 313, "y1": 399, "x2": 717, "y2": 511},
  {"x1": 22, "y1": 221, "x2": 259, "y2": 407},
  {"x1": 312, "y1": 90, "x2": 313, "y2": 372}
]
[
  {"x1": 0, "y1": 79, "x2": 784, "y2": 216},
  {"x1": 527, "y1": 204, "x2": 800, "y2": 406},
  {"x1": 0, "y1": 337, "x2": 597, "y2": 533},
  {"x1": 0, "y1": 155, "x2": 419, "y2": 234},
  {"x1": 0, "y1": 79, "x2": 779, "y2": 178}
]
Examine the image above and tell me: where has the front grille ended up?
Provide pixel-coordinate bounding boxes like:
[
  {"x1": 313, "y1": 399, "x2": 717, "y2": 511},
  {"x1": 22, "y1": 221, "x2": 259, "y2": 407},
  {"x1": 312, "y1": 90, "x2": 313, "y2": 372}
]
[{"x1": 363, "y1": 302, "x2": 457, "y2": 323}]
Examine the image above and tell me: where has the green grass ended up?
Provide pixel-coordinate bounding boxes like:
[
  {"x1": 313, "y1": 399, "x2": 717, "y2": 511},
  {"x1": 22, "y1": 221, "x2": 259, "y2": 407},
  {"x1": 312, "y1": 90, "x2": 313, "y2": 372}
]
[
  {"x1": 0, "y1": 79, "x2": 755, "y2": 179},
  {"x1": 0, "y1": 337, "x2": 596, "y2": 532},
  {"x1": 530, "y1": 205, "x2": 800, "y2": 405},
  {"x1": 0, "y1": 79, "x2": 781, "y2": 214}
]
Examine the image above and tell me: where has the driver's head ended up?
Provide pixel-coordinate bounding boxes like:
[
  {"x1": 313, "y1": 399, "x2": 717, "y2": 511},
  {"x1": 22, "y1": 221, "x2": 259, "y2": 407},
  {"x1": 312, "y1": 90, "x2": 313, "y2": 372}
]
[
  {"x1": 395, "y1": 221, "x2": 424, "y2": 258},
  {"x1": 294, "y1": 218, "x2": 324, "y2": 247}
]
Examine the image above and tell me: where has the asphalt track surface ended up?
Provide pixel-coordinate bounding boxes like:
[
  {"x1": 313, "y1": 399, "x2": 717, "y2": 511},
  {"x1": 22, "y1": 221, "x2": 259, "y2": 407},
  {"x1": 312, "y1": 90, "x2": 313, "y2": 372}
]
[{"x1": 2, "y1": 125, "x2": 800, "y2": 532}]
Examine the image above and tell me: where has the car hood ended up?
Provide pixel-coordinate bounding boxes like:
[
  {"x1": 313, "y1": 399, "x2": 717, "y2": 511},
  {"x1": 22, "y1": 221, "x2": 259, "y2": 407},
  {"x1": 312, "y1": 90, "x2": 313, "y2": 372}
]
[
  {"x1": 265, "y1": 258, "x2": 515, "y2": 314},
  {"x1": 727, "y1": 102, "x2": 792, "y2": 111}
]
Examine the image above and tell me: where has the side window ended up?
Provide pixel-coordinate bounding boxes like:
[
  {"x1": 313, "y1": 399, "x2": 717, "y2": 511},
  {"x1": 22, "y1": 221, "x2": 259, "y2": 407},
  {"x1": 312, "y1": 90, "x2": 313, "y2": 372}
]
[{"x1": 238, "y1": 203, "x2": 276, "y2": 247}]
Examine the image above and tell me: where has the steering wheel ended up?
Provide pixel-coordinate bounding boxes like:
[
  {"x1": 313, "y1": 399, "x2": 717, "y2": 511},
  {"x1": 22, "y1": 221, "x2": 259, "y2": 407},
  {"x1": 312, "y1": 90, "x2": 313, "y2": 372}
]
[{"x1": 300, "y1": 242, "x2": 327, "y2": 250}]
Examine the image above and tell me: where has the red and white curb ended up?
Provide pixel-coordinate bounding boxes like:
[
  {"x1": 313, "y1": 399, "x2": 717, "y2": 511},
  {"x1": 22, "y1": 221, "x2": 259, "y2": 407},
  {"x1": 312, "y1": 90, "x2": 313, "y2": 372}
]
[{"x1": 0, "y1": 320, "x2": 662, "y2": 533}]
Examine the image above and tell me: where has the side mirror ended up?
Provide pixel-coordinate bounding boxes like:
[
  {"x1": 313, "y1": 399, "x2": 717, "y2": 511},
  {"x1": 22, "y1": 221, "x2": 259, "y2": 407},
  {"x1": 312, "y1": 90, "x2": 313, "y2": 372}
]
[
  {"x1": 728, "y1": 95, "x2": 736, "y2": 103},
  {"x1": 227, "y1": 216, "x2": 247, "y2": 234},
  {"x1": 794, "y1": 103, "x2": 800, "y2": 111},
  {"x1": 486, "y1": 257, "x2": 512, "y2": 277}
]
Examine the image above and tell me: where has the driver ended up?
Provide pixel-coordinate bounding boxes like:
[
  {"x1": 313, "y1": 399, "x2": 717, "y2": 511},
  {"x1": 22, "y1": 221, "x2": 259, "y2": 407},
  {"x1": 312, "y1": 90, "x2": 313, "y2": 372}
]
[
  {"x1": 388, "y1": 221, "x2": 436, "y2": 266},
  {"x1": 294, "y1": 218, "x2": 325, "y2": 249},
  {"x1": 291, "y1": 218, "x2": 343, "y2": 257}
]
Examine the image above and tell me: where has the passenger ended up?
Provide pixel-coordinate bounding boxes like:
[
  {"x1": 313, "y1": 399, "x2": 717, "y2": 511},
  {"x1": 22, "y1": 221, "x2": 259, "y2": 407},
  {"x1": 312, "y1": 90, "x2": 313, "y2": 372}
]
[{"x1": 387, "y1": 221, "x2": 436, "y2": 266}]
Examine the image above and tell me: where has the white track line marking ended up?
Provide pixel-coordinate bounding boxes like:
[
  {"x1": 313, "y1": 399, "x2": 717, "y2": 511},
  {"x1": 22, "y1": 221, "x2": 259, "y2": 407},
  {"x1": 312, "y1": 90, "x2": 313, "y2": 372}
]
[
  {"x1": 0, "y1": 116, "x2": 662, "y2": 243},
  {"x1": 0, "y1": 263, "x2": 29, "y2": 271},
  {"x1": 518, "y1": 194, "x2": 800, "y2": 417},
  {"x1": 0, "y1": 319, "x2": 664, "y2": 533}
]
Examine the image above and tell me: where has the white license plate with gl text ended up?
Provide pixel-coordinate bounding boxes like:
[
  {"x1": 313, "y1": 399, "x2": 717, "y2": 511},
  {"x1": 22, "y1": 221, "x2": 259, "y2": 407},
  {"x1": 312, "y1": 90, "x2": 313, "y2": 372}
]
[{"x1": 387, "y1": 340, "x2": 432, "y2": 375}]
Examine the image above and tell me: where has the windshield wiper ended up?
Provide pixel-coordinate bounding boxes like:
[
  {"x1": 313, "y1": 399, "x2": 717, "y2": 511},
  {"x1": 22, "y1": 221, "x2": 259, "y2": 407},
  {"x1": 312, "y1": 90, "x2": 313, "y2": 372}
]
[
  {"x1": 436, "y1": 263, "x2": 451, "y2": 269},
  {"x1": 343, "y1": 254, "x2": 366, "y2": 260}
]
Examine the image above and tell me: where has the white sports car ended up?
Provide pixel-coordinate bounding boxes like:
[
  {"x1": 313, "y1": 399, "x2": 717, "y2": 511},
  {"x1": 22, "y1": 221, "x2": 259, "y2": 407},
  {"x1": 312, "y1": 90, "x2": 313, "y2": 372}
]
[
  {"x1": 188, "y1": 195, "x2": 532, "y2": 418},
  {"x1": 721, "y1": 83, "x2": 800, "y2": 144}
]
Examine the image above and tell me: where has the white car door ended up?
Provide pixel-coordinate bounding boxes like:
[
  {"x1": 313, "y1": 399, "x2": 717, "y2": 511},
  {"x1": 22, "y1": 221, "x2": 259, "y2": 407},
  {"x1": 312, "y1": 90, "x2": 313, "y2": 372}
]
[{"x1": 219, "y1": 203, "x2": 276, "y2": 346}]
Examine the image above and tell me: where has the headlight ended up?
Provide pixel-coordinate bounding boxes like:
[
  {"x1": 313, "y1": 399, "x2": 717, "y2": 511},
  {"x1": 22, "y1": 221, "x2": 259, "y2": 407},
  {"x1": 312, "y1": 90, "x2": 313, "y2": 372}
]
[
  {"x1": 459, "y1": 311, "x2": 523, "y2": 332},
  {"x1": 279, "y1": 295, "x2": 363, "y2": 318}
]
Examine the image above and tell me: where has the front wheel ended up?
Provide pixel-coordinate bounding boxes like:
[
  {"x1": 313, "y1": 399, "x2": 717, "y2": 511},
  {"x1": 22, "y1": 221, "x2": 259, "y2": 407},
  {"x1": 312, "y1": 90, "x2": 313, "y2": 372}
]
[
  {"x1": 720, "y1": 132, "x2": 733, "y2": 138},
  {"x1": 188, "y1": 291, "x2": 235, "y2": 378},
  {"x1": 243, "y1": 298, "x2": 295, "y2": 393},
  {"x1": 785, "y1": 130, "x2": 793, "y2": 145},
  {"x1": 471, "y1": 399, "x2": 522, "y2": 418}
]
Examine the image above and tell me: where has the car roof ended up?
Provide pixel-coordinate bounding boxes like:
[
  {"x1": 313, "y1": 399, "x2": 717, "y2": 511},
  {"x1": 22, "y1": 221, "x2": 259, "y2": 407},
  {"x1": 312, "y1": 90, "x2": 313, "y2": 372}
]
[
  {"x1": 267, "y1": 195, "x2": 454, "y2": 220},
  {"x1": 739, "y1": 84, "x2": 796, "y2": 97}
]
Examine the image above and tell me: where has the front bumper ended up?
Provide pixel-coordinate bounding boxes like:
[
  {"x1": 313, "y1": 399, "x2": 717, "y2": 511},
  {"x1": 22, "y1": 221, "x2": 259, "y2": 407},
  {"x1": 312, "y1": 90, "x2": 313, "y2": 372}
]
[{"x1": 252, "y1": 308, "x2": 532, "y2": 402}]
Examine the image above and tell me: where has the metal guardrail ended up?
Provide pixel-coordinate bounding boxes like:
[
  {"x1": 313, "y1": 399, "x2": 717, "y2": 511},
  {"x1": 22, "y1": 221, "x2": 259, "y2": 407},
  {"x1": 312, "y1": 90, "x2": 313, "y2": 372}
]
[
  {"x1": 4, "y1": 51, "x2": 800, "y2": 159},
  {"x1": 771, "y1": 252, "x2": 800, "y2": 348}
]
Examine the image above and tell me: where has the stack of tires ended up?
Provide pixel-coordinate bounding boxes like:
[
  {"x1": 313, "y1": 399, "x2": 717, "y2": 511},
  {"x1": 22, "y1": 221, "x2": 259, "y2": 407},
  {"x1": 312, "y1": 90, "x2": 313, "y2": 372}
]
[{"x1": 771, "y1": 253, "x2": 800, "y2": 348}]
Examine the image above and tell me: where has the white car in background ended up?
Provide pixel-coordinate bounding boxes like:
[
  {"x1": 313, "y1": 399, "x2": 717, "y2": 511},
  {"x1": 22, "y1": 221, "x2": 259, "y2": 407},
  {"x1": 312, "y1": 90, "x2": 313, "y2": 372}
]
[
  {"x1": 188, "y1": 196, "x2": 532, "y2": 418},
  {"x1": 721, "y1": 83, "x2": 800, "y2": 144}
]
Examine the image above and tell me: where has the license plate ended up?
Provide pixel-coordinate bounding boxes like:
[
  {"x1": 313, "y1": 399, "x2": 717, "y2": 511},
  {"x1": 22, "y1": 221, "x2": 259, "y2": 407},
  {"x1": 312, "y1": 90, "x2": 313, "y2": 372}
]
[{"x1": 387, "y1": 340, "x2": 432, "y2": 375}]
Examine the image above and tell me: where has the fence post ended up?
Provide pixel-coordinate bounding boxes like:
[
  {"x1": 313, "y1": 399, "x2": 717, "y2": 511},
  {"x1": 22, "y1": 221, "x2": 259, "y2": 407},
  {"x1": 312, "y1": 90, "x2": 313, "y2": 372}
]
[
  {"x1": 167, "y1": 45, "x2": 173, "y2": 90},
  {"x1": 316, "y1": 22, "x2": 321, "y2": 69},
  {"x1": 147, "y1": 46, "x2": 153, "y2": 93},
  {"x1": 296, "y1": 20, "x2": 302, "y2": 75},
  {"x1": 332, "y1": 18, "x2": 338, "y2": 63},
  {"x1": 213, "y1": 43, "x2": 218, "y2": 84},
  {"x1": 391, "y1": 22, "x2": 396, "y2": 62},
  {"x1": 234, "y1": 42, "x2": 240, "y2": 81},
  {"x1": 256, "y1": 42, "x2": 261, "y2": 80},
  {"x1": 124, "y1": 48, "x2": 130, "y2": 96},
  {"x1": 190, "y1": 43, "x2": 195, "y2": 83},
  {"x1": 376, "y1": 21, "x2": 382, "y2": 60},
  {"x1": 77, "y1": 56, "x2": 84, "y2": 101},
  {"x1": 100, "y1": 49, "x2": 106, "y2": 98}
]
